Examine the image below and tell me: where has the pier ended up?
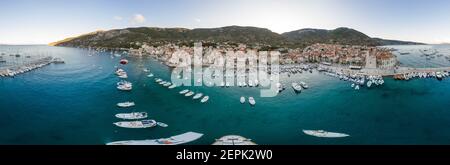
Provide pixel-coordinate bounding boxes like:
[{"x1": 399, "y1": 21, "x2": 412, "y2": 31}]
[{"x1": 0, "y1": 56, "x2": 56, "y2": 77}]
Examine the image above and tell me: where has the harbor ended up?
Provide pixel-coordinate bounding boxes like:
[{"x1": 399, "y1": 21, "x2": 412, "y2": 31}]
[{"x1": 1, "y1": 45, "x2": 450, "y2": 145}]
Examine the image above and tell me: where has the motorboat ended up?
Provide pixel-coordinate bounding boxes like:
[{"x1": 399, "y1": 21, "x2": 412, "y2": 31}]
[
  {"x1": 355, "y1": 85, "x2": 360, "y2": 90},
  {"x1": 163, "y1": 82, "x2": 172, "y2": 87},
  {"x1": 185, "y1": 91, "x2": 195, "y2": 97},
  {"x1": 248, "y1": 97, "x2": 256, "y2": 106},
  {"x1": 155, "y1": 78, "x2": 163, "y2": 83},
  {"x1": 212, "y1": 135, "x2": 257, "y2": 145},
  {"x1": 240, "y1": 96, "x2": 246, "y2": 104},
  {"x1": 113, "y1": 120, "x2": 157, "y2": 128},
  {"x1": 106, "y1": 132, "x2": 204, "y2": 145},
  {"x1": 193, "y1": 93, "x2": 203, "y2": 100},
  {"x1": 120, "y1": 59, "x2": 128, "y2": 65},
  {"x1": 299, "y1": 81, "x2": 309, "y2": 89},
  {"x1": 143, "y1": 68, "x2": 150, "y2": 72},
  {"x1": 117, "y1": 102, "x2": 135, "y2": 108},
  {"x1": 302, "y1": 130, "x2": 349, "y2": 138},
  {"x1": 179, "y1": 89, "x2": 189, "y2": 94},
  {"x1": 115, "y1": 112, "x2": 148, "y2": 120},
  {"x1": 117, "y1": 84, "x2": 132, "y2": 91},
  {"x1": 291, "y1": 83, "x2": 302, "y2": 93},
  {"x1": 157, "y1": 122, "x2": 168, "y2": 128},
  {"x1": 147, "y1": 73, "x2": 154, "y2": 78},
  {"x1": 168, "y1": 84, "x2": 177, "y2": 89},
  {"x1": 200, "y1": 96, "x2": 209, "y2": 103}
]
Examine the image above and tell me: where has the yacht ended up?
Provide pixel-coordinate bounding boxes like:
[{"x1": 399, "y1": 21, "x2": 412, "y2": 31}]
[
  {"x1": 113, "y1": 120, "x2": 157, "y2": 128},
  {"x1": 240, "y1": 96, "x2": 246, "y2": 104},
  {"x1": 212, "y1": 135, "x2": 257, "y2": 145},
  {"x1": 302, "y1": 130, "x2": 349, "y2": 138},
  {"x1": 117, "y1": 102, "x2": 135, "y2": 108},
  {"x1": 106, "y1": 132, "x2": 203, "y2": 145},
  {"x1": 193, "y1": 93, "x2": 203, "y2": 100},
  {"x1": 185, "y1": 91, "x2": 195, "y2": 97},
  {"x1": 201, "y1": 96, "x2": 209, "y2": 103},
  {"x1": 179, "y1": 89, "x2": 189, "y2": 94},
  {"x1": 299, "y1": 81, "x2": 309, "y2": 89},
  {"x1": 291, "y1": 83, "x2": 302, "y2": 93},
  {"x1": 248, "y1": 97, "x2": 256, "y2": 106},
  {"x1": 168, "y1": 84, "x2": 177, "y2": 89},
  {"x1": 115, "y1": 112, "x2": 148, "y2": 120}
]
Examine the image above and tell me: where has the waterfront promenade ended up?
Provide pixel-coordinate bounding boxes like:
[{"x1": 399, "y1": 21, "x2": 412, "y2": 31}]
[{"x1": 321, "y1": 65, "x2": 450, "y2": 77}]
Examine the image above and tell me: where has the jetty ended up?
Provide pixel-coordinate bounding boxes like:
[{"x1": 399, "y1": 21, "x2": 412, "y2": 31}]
[{"x1": 0, "y1": 56, "x2": 62, "y2": 77}]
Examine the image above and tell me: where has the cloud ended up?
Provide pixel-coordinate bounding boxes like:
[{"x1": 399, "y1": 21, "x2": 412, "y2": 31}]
[
  {"x1": 113, "y1": 16, "x2": 123, "y2": 21},
  {"x1": 131, "y1": 14, "x2": 146, "y2": 25},
  {"x1": 194, "y1": 18, "x2": 201, "y2": 23}
]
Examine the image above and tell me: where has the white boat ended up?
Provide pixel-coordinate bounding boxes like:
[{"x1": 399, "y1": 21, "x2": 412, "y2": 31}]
[
  {"x1": 302, "y1": 130, "x2": 349, "y2": 138},
  {"x1": 212, "y1": 135, "x2": 257, "y2": 145},
  {"x1": 118, "y1": 73, "x2": 128, "y2": 79},
  {"x1": 185, "y1": 91, "x2": 195, "y2": 97},
  {"x1": 115, "y1": 69, "x2": 125, "y2": 75},
  {"x1": 147, "y1": 73, "x2": 154, "y2": 78},
  {"x1": 117, "y1": 84, "x2": 132, "y2": 91},
  {"x1": 351, "y1": 83, "x2": 355, "y2": 88},
  {"x1": 106, "y1": 132, "x2": 204, "y2": 145},
  {"x1": 163, "y1": 82, "x2": 172, "y2": 87},
  {"x1": 168, "y1": 84, "x2": 177, "y2": 89},
  {"x1": 155, "y1": 78, "x2": 162, "y2": 83},
  {"x1": 355, "y1": 85, "x2": 360, "y2": 90},
  {"x1": 200, "y1": 96, "x2": 209, "y2": 103},
  {"x1": 143, "y1": 68, "x2": 150, "y2": 72},
  {"x1": 157, "y1": 122, "x2": 168, "y2": 127},
  {"x1": 117, "y1": 102, "x2": 135, "y2": 108},
  {"x1": 193, "y1": 93, "x2": 203, "y2": 100},
  {"x1": 299, "y1": 81, "x2": 309, "y2": 89},
  {"x1": 179, "y1": 89, "x2": 189, "y2": 94},
  {"x1": 240, "y1": 96, "x2": 246, "y2": 104},
  {"x1": 115, "y1": 112, "x2": 148, "y2": 120},
  {"x1": 113, "y1": 120, "x2": 157, "y2": 128},
  {"x1": 248, "y1": 97, "x2": 256, "y2": 106},
  {"x1": 291, "y1": 83, "x2": 302, "y2": 93},
  {"x1": 367, "y1": 80, "x2": 372, "y2": 88}
]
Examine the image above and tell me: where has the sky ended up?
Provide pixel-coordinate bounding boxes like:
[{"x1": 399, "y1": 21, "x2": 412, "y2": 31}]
[{"x1": 0, "y1": 0, "x2": 449, "y2": 44}]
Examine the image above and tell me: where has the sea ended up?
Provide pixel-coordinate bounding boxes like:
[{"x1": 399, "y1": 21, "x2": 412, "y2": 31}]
[{"x1": 1, "y1": 44, "x2": 450, "y2": 145}]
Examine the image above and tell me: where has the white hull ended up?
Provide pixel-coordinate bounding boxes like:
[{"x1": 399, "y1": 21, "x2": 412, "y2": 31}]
[
  {"x1": 115, "y1": 112, "x2": 147, "y2": 120},
  {"x1": 107, "y1": 132, "x2": 203, "y2": 145},
  {"x1": 114, "y1": 120, "x2": 156, "y2": 128},
  {"x1": 303, "y1": 130, "x2": 349, "y2": 138}
]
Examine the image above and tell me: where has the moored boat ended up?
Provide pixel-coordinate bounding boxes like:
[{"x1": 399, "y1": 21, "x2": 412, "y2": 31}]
[
  {"x1": 248, "y1": 97, "x2": 256, "y2": 106},
  {"x1": 106, "y1": 132, "x2": 204, "y2": 145},
  {"x1": 117, "y1": 102, "x2": 135, "y2": 108},
  {"x1": 200, "y1": 96, "x2": 209, "y2": 103},
  {"x1": 240, "y1": 96, "x2": 246, "y2": 104},
  {"x1": 113, "y1": 120, "x2": 157, "y2": 128},
  {"x1": 115, "y1": 112, "x2": 147, "y2": 120},
  {"x1": 302, "y1": 130, "x2": 349, "y2": 138},
  {"x1": 212, "y1": 135, "x2": 257, "y2": 145},
  {"x1": 193, "y1": 93, "x2": 203, "y2": 100}
]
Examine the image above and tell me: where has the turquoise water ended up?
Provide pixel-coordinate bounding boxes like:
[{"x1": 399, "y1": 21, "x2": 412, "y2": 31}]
[{"x1": 1, "y1": 45, "x2": 450, "y2": 145}]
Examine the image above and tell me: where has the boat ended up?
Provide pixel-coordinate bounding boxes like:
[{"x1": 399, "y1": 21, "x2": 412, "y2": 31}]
[
  {"x1": 351, "y1": 83, "x2": 355, "y2": 88},
  {"x1": 115, "y1": 68, "x2": 126, "y2": 75},
  {"x1": 117, "y1": 84, "x2": 132, "y2": 91},
  {"x1": 113, "y1": 120, "x2": 157, "y2": 128},
  {"x1": 248, "y1": 97, "x2": 256, "y2": 106},
  {"x1": 291, "y1": 83, "x2": 302, "y2": 93},
  {"x1": 436, "y1": 72, "x2": 443, "y2": 81},
  {"x1": 120, "y1": 59, "x2": 128, "y2": 65},
  {"x1": 193, "y1": 93, "x2": 203, "y2": 100},
  {"x1": 185, "y1": 91, "x2": 195, "y2": 97},
  {"x1": 117, "y1": 102, "x2": 135, "y2": 108},
  {"x1": 168, "y1": 84, "x2": 177, "y2": 89},
  {"x1": 200, "y1": 96, "x2": 209, "y2": 103},
  {"x1": 115, "y1": 112, "x2": 148, "y2": 120},
  {"x1": 106, "y1": 132, "x2": 204, "y2": 145},
  {"x1": 163, "y1": 82, "x2": 172, "y2": 87},
  {"x1": 240, "y1": 96, "x2": 246, "y2": 104},
  {"x1": 52, "y1": 57, "x2": 65, "y2": 63},
  {"x1": 355, "y1": 85, "x2": 360, "y2": 90},
  {"x1": 212, "y1": 135, "x2": 257, "y2": 145},
  {"x1": 157, "y1": 122, "x2": 168, "y2": 128},
  {"x1": 143, "y1": 68, "x2": 150, "y2": 72},
  {"x1": 299, "y1": 81, "x2": 309, "y2": 89},
  {"x1": 179, "y1": 89, "x2": 189, "y2": 94},
  {"x1": 118, "y1": 73, "x2": 128, "y2": 79},
  {"x1": 147, "y1": 73, "x2": 154, "y2": 78},
  {"x1": 302, "y1": 130, "x2": 349, "y2": 138}
]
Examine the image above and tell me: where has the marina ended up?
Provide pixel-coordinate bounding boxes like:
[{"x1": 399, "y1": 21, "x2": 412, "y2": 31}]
[{"x1": 2, "y1": 45, "x2": 450, "y2": 145}]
